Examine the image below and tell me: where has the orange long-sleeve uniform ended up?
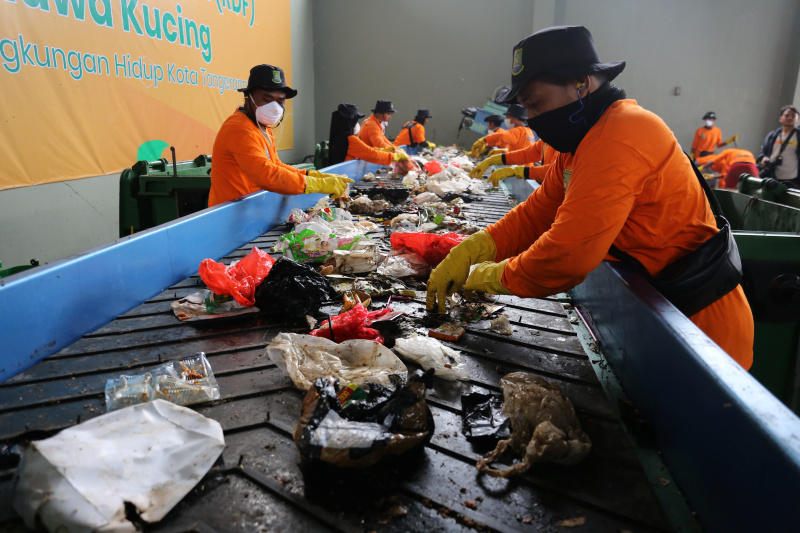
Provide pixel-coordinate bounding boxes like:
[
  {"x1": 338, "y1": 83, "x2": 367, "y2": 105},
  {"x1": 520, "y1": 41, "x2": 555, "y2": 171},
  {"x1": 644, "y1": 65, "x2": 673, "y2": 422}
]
[
  {"x1": 485, "y1": 125, "x2": 535, "y2": 152},
  {"x1": 344, "y1": 135, "x2": 394, "y2": 165},
  {"x1": 358, "y1": 115, "x2": 393, "y2": 148},
  {"x1": 393, "y1": 121, "x2": 426, "y2": 147},
  {"x1": 485, "y1": 100, "x2": 754, "y2": 369},
  {"x1": 705, "y1": 148, "x2": 756, "y2": 175},
  {"x1": 691, "y1": 125, "x2": 723, "y2": 163},
  {"x1": 209, "y1": 110, "x2": 307, "y2": 207},
  {"x1": 505, "y1": 139, "x2": 560, "y2": 182}
]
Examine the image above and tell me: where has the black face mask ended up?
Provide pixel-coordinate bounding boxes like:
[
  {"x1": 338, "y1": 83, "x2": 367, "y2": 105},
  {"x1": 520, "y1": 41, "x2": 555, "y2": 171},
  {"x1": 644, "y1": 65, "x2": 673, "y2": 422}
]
[{"x1": 527, "y1": 82, "x2": 626, "y2": 154}]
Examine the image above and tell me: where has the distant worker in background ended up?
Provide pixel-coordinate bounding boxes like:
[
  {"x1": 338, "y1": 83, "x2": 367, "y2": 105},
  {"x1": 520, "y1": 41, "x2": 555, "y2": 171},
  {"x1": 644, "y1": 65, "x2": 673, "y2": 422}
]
[
  {"x1": 394, "y1": 109, "x2": 436, "y2": 149},
  {"x1": 698, "y1": 148, "x2": 759, "y2": 189},
  {"x1": 428, "y1": 25, "x2": 753, "y2": 369},
  {"x1": 757, "y1": 104, "x2": 800, "y2": 187},
  {"x1": 209, "y1": 64, "x2": 352, "y2": 206},
  {"x1": 470, "y1": 138, "x2": 559, "y2": 185},
  {"x1": 691, "y1": 111, "x2": 737, "y2": 164},
  {"x1": 470, "y1": 104, "x2": 535, "y2": 157},
  {"x1": 359, "y1": 100, "x2": 397, "y2": 149},
  {"x1": 328, "y1": 103, "x2": 409, "y2": 166},
  {"x1": 485, "y1": 114, "x2": 505, "y2": 134}
]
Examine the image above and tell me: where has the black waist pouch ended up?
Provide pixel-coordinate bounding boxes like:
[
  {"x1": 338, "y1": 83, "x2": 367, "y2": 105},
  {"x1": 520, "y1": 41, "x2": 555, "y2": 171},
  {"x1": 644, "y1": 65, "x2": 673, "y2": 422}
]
[{"x1": 609, "y1": 155, "x2": 743, "y2": 316}]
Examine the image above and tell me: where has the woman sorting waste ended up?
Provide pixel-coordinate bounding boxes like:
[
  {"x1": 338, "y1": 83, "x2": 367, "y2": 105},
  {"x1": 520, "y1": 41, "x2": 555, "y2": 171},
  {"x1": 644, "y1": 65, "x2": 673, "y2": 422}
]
[
  {"x1": 328, "y1": 103, "x2": 410, "y2": 166},
  {"x1": 393, "y1": 109, "x2": 436, "y2": 150},
  {"x1": 208, "y1": 64, "x2": 353, "y2": 206},
  {"x1": 427, "y1": 26, "x2": 754, "y2": 369}
]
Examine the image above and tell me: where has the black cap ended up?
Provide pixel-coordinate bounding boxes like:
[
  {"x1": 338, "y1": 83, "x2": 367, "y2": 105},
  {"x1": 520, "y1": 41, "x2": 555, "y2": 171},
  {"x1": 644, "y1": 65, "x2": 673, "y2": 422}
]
[
  {"x1": 337, "y1": 103, "x2": 365, "y2": 120},
  {"x1": 485, "y1": 114, "x2": 504, "y2": 125},
  {"x1": 372, "y1": 100, "x2": 397, "y2": 113},
  {"x1": 703, "y1": 111, "x2": 717, "y2": 120},
  {"x1": 504, "y1": 104, "x2": 527, "y2": 121},
  {"x1": 415, "y1": 108, "x2": 432, "y2": 120},
  {"x1": 496, "y1": 26, "x2": 625, "y2": 104},
  {"x1": 238, "y1": 64, "x2": 297, "y2": 98}
]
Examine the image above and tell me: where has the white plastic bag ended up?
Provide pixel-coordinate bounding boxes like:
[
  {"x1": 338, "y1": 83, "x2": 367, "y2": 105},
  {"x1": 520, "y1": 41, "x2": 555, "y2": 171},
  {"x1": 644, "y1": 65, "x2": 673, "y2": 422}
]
[
  {"x1": 14, "y1": 400, "x2": 225, "y2": 533},
  {"x1": 266, "y1": 333, "x2": 407, "y2": 390},
  {"x1": 393, "y1": 335, "x2": 471, "y2": 381}
]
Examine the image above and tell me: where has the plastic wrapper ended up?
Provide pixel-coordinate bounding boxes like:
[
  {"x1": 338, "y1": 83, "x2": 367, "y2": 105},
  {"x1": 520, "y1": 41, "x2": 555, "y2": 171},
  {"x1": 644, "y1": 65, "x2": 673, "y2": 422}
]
[
  {"x1": 14, "y1": 400, "x2": 224, "y2": 533},
  {"x1": 424, "y1": 160, "x2": 444, "y2": 174},
  {"x1": 413, "y1": 192, "x2": 441, "y2": 205},
  {"x1": 197, "y1": 247, "x2": 275, "y2": 306},
  {"x1": 275, "y1": 224, "x2": 371, "y2": 263},
  {"x1": 310, "y1": 303, "x2": 393, "y2": 343},
  {"x1": 105, "y1": 352, "x2": 220, "y2": 412},
  {"x1": 293, "y1": 370, "x2": 434, "y2": 467},
  {"x1": 448, "y1": 155, "x2": 475, "y2": 171},
  {"x1": 332, "y1": 241, "x2": 380, "y2": 274},
  {"x1": 461, "y1": 392, "x2": 512, "y2": 446},
  {"x1": 254, "y1": 257, "x2": 337, "y2": 319},
  {"x1": 377, "y1": 252, "x2": 431, "y2": 278},
  {"x1": 171, "y1": 289, "x2": 259, "y2": 321},
  {"x1": 390, "y1": 232, "x2": 468, "y2": 267},
  {"x1": 393, "y1": 335, "x2": 471, "y2": 381},
  {"x1": 476, "y1": 373, "x2": 592, "y2": 478},
  {"x1": 402, "y1": 171, "x2": 420, "y2": 186},
  {"x1": 490, "y1": 314, "x2": 514, "y2": 335},
  {"x1": 425, "y1": 166, "x2": 485, "y2": 197},
  {"x1": 364, "y1": 186, "x2": 410, "y2": 204},
  {"x1": 266, "y1": 332, "x2": 408, "y2": 391}
]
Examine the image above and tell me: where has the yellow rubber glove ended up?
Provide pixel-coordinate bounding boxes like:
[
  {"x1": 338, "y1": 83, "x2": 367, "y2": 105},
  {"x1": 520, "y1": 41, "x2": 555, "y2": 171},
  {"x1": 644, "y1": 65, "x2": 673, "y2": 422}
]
[
  {"x1": 463, "y1": 260, "x2": 512, "y2": 295},
  {"x1": 307, "y1": 169, "x2": 348, "y2": 180},
  {"x1": 469, "y1": 154, "x2": 503, "y2": 179},
  {"x1": 304, "y1": 174, "x2": 354, "y2": 197},
  {"x1": 375, "y1": 146, "x2": 397, "y2": 153},
  {"x1": 426, "y1": 141, "x2": 436, "y2": 149},
  {"x1": 487, "y1": 148, "x2": 508, "y2": 157},
  {"x1": 470, "y1": 137, "x2": 488, "y2": 158},
  {"x1": 393, "y1": 151, "x2": 409, "y2": 162},
  {"x1": 426, "y1": 231, "x2": 498, "y2": 314},
  {"x1": 487, "y1": 166, "x2": 526, "y2": 187},
  {"x1": 722, "y1": 135, "x2": 738, "y2": 146}
]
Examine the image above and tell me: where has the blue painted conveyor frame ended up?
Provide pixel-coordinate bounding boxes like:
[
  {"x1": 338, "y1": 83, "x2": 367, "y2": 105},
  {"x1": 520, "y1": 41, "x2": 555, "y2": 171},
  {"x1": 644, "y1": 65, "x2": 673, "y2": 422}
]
[{"x1": 2, "y1": 159, "x2": 800, "y2": 531}]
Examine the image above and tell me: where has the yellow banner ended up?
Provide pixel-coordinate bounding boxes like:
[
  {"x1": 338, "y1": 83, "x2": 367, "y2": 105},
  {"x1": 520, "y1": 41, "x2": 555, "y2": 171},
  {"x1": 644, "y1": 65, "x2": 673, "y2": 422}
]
[{"x1": 0, "y1": 0, "x2": 293, "y2": 190}]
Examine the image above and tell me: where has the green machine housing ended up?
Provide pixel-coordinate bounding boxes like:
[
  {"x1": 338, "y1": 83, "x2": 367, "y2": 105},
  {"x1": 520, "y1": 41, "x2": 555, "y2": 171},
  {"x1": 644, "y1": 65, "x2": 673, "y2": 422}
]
[{"x1": 715, "y1": 175, "x2": 800, "y2": 414}]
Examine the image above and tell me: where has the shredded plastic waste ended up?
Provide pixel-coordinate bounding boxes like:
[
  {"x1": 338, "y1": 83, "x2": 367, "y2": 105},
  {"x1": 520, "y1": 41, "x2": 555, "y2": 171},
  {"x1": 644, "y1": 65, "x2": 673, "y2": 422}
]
[
  {"x1": 254, "y1": 257, "x2": 337, "y2": 319},
  {"x1": 393, "y1": 335, "x2": 471, "y2": 381},
  {"x1": 198, "y1": 247, "x2": 275, "y2": 306}
]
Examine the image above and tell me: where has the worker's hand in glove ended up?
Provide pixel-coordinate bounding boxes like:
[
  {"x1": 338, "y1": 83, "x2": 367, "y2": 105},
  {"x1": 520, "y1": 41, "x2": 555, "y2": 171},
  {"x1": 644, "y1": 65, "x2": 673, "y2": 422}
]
[
  {"x1": 305, "y1": 174, "x2": 354, "y2": 198},
  {"x1": 463, "y1": 260, "x2": 512, "y2": 295},
  {"x1": 393, "y1": 151, "x2": 409, "y2": 162},
  {"x1": 375, "y1": 146, "x2": 397, "y2": 153},
  {"x1": 487, "y1": 148, "x2": 508, "y2": 157},
  {"x1": 487, "y1": 166, "x2": 526, "y2": 187},
  {"x1": 426, "y1": 231, "x2": 498, "y2": 314},
  {"x1": 307, "y1": 169, "x2": 345, "y2": 180},
  {"x1": 723, "y1": 135, "x2": 739, "y2": 145},
  {"x1": 469, "y1": 154, "x2": 503, "y2": 179},
  {"x1": 470, "y1": 137, "x2": 488, "y2": 158},
  {"x1": 426, "y1": 141, "x2": 436, "y2": 149}
]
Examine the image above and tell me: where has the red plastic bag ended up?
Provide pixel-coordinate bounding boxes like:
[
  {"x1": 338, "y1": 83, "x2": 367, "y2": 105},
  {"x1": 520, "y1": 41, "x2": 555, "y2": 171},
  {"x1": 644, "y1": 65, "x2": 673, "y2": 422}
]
[
  {"x1": 389, "y1": 232, "x2": 468, "y2": 267},
  {"x1": 310, "y1": 303, "x2": 393, "y2": 344},
  {"x1": 198, "y1": 247, "x2": 275, "y2": 307},
  {"x1": 424, "y1": 160, "x2": 443, "y2": 174}
]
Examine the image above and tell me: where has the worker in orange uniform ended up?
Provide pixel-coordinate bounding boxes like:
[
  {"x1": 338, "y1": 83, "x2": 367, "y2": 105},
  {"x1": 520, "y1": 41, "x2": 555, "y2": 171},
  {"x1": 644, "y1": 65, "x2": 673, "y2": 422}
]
[
  {"x1": 328, "y1": 103, "x2": 410, "y2": 166},
  {"x1": 470, "y1": 104, "x2": 535, "y2": 157},
  {"x1": 209, "y1": 64, "x2": 352, "y2": 207},
  {"x1": 470, "y1": 138, "x2": 559, "y2": 185},
  {"x1": 394, "y1": 109, "x2": 435, "y2": 149},
  {"x1": 427, "y1": 26, "x2": 754, "y2": 369},
  {"x1": 485, "y1": 114, "x2": 505, "y2": 135},
  {"x1": 691, "y1": 112, "x2": 737, "y2": 164},
  {"x1": 359, "y1": 100, "x2": 397, "y2": 149},
  {"x1": 699, "y1": 148, "x2": 759, "y2": 189}
]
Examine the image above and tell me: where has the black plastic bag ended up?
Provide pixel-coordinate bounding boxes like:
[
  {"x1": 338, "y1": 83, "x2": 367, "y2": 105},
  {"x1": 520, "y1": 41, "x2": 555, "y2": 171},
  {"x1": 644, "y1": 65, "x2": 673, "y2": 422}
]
[
  {"x1": 294, "y1": 370, "x2": 435, "y2": 467},
  {"x1": 441, "y1": 192, "x2": 483, "y2": 203},
  {"x1": 254, "y1": 257, "x2": 337, "y2": 319},
  {"x1": 461, "y1": 391, "x2": 511, "y2": 446},
  {"x1": 365, "y1": 187, "x2": 410, "y2": 204}
]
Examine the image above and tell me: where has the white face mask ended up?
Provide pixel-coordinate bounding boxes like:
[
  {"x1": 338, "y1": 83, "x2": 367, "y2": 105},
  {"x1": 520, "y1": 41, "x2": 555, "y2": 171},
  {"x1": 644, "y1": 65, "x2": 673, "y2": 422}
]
[
  {"x1": 250, "y1": 96, "x2": 284, "y2": 127},
  {"x1": 504, "y1": 118, "x2": 513, "y2": 128},
  {"x1": 353, "y1": 122, "x2": 361, "y2": 135},
  {"x1": 705, "y1": 120, "x2": 714, "y2": 127},
  {"x1": 380, "y1": 120, "x2": 388, "y2": 130}
]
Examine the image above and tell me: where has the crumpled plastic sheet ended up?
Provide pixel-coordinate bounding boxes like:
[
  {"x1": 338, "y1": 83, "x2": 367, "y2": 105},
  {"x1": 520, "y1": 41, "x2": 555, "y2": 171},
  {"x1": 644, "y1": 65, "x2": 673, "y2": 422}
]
[
  {"x1": 393, "y1": 335, "x2": 471, "y2": 381},
  {"x1": 377, "y1": 252, "x2": 431, "y2": 278},
  {"x1": 266, "y1": 332, "x2": 408, "y2": 391},
  {"x1": 426, "y1": 166, "x2": 486, "y2": 197},
  {"x1": 293, "y1": 370, "x2": 434, "y2": 467},
  {"x1": 198, "y1": 247, "x2": 275, "y2": 307},
  {"x1": 413, "y1": 192, "x2": 441, "y2": 205},
  {"x1": 390, "y1": 232, "x2": 468, "y2": 267},
  {"x1": 254, "y1": 257, "x2": 337, "y2": 319},
  {"x1": 476, "y1": 373, "x2": 592, "y2": 478},
  {"x1": 461, "y1": 391, "x2": 512, "y2": 446},
  {"x1": 14, "y1": 400, "x2": 225, "y2": 533},
  {"x1": 402, "y1": 171, "x2": 420, "y2": 186}
]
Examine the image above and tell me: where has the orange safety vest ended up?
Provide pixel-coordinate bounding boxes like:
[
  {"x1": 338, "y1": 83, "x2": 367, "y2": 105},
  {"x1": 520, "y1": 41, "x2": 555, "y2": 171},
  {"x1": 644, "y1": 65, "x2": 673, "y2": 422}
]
[{"x1": 359, "y1": 115, "x2": 393, "y2": 148}]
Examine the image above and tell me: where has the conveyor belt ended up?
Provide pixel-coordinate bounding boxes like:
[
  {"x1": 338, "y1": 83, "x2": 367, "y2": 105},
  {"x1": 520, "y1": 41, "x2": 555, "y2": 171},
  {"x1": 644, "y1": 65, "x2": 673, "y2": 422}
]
[{"x1": 0, "y1": 174, "x2": 673, "y2": 532}]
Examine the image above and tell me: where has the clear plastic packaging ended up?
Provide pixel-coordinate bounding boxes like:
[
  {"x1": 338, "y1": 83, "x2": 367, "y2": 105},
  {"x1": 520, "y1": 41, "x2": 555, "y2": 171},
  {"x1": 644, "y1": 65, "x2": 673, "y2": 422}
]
[
  {"x1": 393, "y1": 335, "x2": 471, "y2": 381},
  {"x1": 105, "y1": 353, "x2": 220, "y2": 412}
]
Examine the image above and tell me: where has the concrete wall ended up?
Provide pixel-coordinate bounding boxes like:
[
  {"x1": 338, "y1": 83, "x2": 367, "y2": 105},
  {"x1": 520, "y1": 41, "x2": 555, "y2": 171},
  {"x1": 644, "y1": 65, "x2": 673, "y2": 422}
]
[
  {"x1": 312, "y1": 0, "x2": 800, "y2": 155},
  {"x1": 0, "y1": 0, "x2": 317, "y2": 269}
]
